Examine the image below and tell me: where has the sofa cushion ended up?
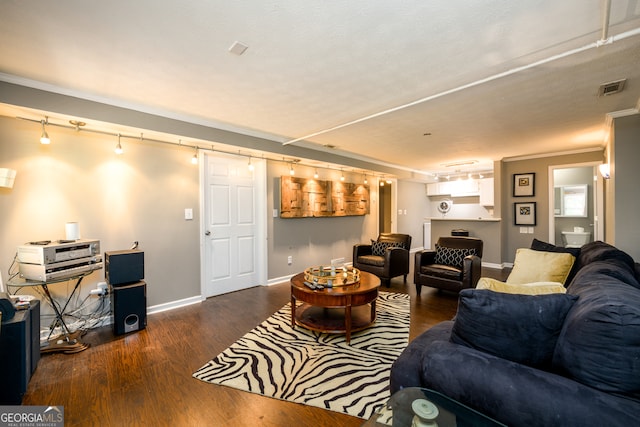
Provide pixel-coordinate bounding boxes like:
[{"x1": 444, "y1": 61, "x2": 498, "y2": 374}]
[
  {"x1": 371, "y1": 240, "x2": 405, "y2": 256},
  {"x1": 507, "y1": 248, "x2": 575, "y2": 285},
  {"x1": 530, "y1": 238, "x2": 581, "y2": 285},
  {"x1": 420, "y1": 264, "x2": 462, "y2": 281},
  {"x1": 476, "y1": 277, "x2": 566, "y2": 295},
  {"x1": 554, "y1": 260, "x2": 640, "y2": 398},
  {"x1": 451, "y1": 289, "x2": 577, "y2": 368},
  {"x1": 574, "y1": 241, "x2": 638, "y2": 287},
  {"x1": 434, "y1": 244, "x2": 477, "y2": 268}
]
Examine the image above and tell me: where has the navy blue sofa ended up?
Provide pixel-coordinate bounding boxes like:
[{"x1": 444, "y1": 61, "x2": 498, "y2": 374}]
[{"x1": 390, "y1": 241, "x2": 640, "y2": 427}]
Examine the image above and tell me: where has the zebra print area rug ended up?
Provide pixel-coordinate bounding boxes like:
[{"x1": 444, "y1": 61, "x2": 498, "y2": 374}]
[{"x1": 193, "y1": 291, "x2": 410, "y2": 419}]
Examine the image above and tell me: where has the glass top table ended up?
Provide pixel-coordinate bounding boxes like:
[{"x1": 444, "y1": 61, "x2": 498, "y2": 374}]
[{"x1": 362, "y1": 387, "x2": 506, "y2": 427}]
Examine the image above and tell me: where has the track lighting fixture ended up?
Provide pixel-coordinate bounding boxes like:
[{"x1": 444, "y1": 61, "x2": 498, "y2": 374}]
[
  {"x1": 364, "y1": 174, "x2": 368, "y2": 185},
  {"x1": 340, "y1": 169, "x2": 345, "y2": 181},
  {"x1": 191, "y1": 147, "x2": 198, "y2": 165},
  {"x1": 40, "y1": 117, "x2": 50, "y2": 144},
  {"x1": 314, "y1": 169, "x2": 319, "y2": 179},
  {"x1": 289, "y1": 163, "x2": 295, "y2": 176},
  {"x1": 115, "y1": 134, "x2": 123, "y2": 155},
  {"x1": 248, "y1": 157, "x2": 254, "y2": 171}
]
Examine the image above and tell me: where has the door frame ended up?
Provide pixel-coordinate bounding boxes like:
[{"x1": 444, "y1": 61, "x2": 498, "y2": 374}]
[
  {"x1": 198, "y1": 150, "x2": 268, "y2": 299},
  {"x1": 548, "y1": 161, "x2": 604, "y2": 245},
  {"x1": 378, "y1": 177, "x2": 398, "y2": 233}
]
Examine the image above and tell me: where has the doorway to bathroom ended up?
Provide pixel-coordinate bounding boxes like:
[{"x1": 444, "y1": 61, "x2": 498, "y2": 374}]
[{"x1": 548, "y1": 162, "x2": 604, "y2": 247}]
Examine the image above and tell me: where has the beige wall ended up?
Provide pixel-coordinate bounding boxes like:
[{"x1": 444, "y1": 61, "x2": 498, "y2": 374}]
[
  {"x1": 396, "y1": 180, "x2": 430, "y2": 250},
  {"x1": 0, "y1": 116, "x2": 201, "y2": 312},
  {"x1": 610, "y1": 114, "x2": 640, "y2": 260},
  {"x1": 266, "y1": 161, "x2": 378, "y2": 279},
  {"x1": 500, "y1": 150, "x2": 604, "y2": 263}
]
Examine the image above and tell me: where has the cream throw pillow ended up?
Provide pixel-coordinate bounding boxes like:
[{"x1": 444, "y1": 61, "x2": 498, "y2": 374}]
[
  {"x1": 506, "y1": 248, "x2": 575, "y2": 285},
  {"x1": 477, "y1": 277, "x2": 567, "y2": 295}
]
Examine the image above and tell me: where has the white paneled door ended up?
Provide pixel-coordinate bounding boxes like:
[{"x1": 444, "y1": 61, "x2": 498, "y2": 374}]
[{"x1": 202, "y1": 152, "x2": 266, "y2": 297}]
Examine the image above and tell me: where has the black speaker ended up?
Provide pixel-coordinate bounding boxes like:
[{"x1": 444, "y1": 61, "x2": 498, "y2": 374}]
[
  {"x1": 105, "y1": 250, "x2": 144, "y2": 286},
  {"x1": 111, "y1": 281, "x2": 146, "y2": 335},
  {"x1": 0, "y1": 308, "x2": 31, "y2": 404},
  {"x1": 29, "y1": 300, "x2": 41, "y2": 374}
]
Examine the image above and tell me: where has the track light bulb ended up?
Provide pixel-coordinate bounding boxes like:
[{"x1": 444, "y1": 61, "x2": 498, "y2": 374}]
[
  {"x1": 248, "y1": 158, "x2": 254, "y2": 171},
  {"x1": 289, "y1": 164, "x2": 295, "y2": 176},
  {"x1": 40, "y1": 118, "x2": 50, "y2": 144},
  {"x1": 314, "y1": 170, "x2": 319, "y2": 179},
  {"x1": 115, "y1": 134, "x2": 123, "y2": 155}
]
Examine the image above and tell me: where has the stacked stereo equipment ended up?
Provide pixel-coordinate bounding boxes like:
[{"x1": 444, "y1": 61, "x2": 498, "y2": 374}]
[{"x1": 105, "y1": 250, "x2": 146, "y2": 335}]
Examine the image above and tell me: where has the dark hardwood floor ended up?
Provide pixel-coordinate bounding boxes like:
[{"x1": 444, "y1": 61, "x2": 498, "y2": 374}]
[{"x1": 22, "y1": 267, "x2": 508, "y2": 427}]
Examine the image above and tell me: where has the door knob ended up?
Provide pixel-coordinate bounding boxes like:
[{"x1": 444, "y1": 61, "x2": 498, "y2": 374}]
[{"x1": 205, "y1": 231, "x2": 211, "y2": 236}]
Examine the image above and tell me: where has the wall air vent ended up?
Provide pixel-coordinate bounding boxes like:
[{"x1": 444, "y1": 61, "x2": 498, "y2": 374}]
[{"x1": 598, "y1": 79, "x2": 626, "y2": 96}]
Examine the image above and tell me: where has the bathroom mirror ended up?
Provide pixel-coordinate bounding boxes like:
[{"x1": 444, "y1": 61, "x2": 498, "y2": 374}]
[{"x1": 554, "y1": 185, "x2": 588, "y2": 217}]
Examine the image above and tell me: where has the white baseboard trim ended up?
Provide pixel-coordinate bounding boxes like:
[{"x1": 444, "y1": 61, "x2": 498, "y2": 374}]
[
  {"x1": 267, "y1": 275, "x2": 292, "y2": 286},
  {"x1": 481, "y1": 261, "x2": 506, "y2": 269},
  {"x1": 148, "y1": 295, "x2": 203, "y2": 315}
]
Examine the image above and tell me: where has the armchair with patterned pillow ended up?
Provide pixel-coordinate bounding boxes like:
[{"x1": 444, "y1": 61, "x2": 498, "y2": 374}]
[
  {"x1": 353, "y1": 233, "x2": 412, "y2": 287},
  {"x1": 414, "y1": 236, "x2": 483, "y2": 295}
]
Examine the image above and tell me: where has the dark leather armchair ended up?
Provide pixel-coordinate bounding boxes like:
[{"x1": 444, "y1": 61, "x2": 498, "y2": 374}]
[
  {"x1": 414, "y1": 236, "x2": 483, "y2": 295},
  {"x1": 353, "y1": 233, "x2": 412, "y2": 287}
]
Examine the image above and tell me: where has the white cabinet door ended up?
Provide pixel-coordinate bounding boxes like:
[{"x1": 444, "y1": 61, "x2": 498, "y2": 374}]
[
  {"x1": 479, "y1": 178, "x2": 494, "y2": 206},
  {"x1": 426, "y1": 183, "x2": 440, "y2": 195}
]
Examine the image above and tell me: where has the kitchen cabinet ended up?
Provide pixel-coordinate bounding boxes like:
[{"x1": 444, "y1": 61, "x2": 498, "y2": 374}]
[
  {"x1": 479, "y1": 178, "x2": 494, "y2": 206},
  {"x1": 426, "y1": 179, "x2": 485, "y2": 197}
]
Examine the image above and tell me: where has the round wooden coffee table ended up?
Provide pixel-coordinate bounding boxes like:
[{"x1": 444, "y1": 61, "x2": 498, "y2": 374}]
[{"x1": 290, "y1": 271, "x2": 381, "y2": 344}]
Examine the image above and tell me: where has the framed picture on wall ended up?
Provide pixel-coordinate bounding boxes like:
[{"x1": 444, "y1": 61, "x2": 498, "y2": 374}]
[
  {"x1": 513, "y1": 172, "x2": 535, "y2": 197},
  {"x1": 514, "y1": 202, "x2": 536, "y2": 226}
]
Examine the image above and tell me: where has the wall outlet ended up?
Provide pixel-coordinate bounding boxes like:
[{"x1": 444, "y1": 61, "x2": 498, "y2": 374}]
[{"x1": 287, "y1": 255, "x2": 292, "y2": 265}]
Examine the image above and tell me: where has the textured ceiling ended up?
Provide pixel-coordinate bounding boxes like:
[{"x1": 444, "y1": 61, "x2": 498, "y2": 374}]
[{"x1": 1, "y1": 0, "x2": 639, "y2": 176}]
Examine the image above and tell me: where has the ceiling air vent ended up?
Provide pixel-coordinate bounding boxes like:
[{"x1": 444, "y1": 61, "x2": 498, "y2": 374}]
[{"x1": 598, "y1": 79, "x2": 626, "y2": 96}]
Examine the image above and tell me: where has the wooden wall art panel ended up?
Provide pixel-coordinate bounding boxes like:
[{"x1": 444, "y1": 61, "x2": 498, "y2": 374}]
[{"x1": 280, "y1": 176, "x2": 370, "y2": 218}]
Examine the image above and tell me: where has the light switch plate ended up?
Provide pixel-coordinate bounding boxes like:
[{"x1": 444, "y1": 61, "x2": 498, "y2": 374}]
[{"x1": 184, "y1": 208, "x2": 193, "y2": 220}]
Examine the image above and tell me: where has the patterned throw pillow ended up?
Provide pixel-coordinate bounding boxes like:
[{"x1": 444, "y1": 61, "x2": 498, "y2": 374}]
[
  {"x1": 434, "y1": 244, "x2": 477, "y2": 268},
  {"x1": 371, "y1": 240, "x2": 405, "y2": 256}
]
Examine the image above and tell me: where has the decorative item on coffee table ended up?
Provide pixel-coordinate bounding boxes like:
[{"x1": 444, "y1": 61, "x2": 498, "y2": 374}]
[{"x1": 303, "y1": 265, "x2": 360, "y2": 287}]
